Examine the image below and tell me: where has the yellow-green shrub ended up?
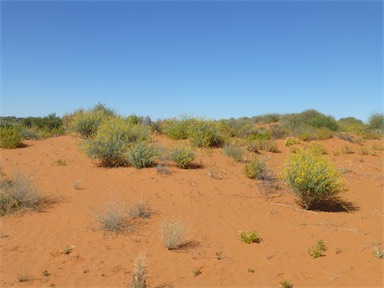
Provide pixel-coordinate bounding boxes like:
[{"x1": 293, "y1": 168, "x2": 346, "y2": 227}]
[
  {"x1": 84, "y1": 117, "x2": 151, "y2": 167},
  {"x1": 0, "y1": 127, "x2": 22, "y2": 148},
  {"x1": 188, "y1": 119, "x2": 223, "y2": 147},
  {"x1": 284, "y1": 146, "x2": 344, "y2": 210},
  {"x1": 169, "y1": 146, "x2": 196, "y2": 168},
  {"x1": 244, "y1": 158, "x2": 266, "y2": 180}
]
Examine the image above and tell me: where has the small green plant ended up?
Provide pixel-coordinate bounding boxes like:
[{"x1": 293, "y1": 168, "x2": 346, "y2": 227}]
[
  {"x1": 0, "y1": 127, "x2": 22, "y2": 148},
  {"x1": 63, "y1": 246, "x2": 73, "y2": 255},
  {"x1": 247, "y1": 139, "x2": 278, "y2": 153},
  {"x1": 192, "y1": 267, "x2": 202, "y2": 277},
  {"x1": 95, "y1": 201, "x2": 131, "y2": 233},
  {"x1": 169, "y1": 146, "x2": 196, "y2": 168},
  {"x1": 42, "y1": 270, "x2": 50, "y2": 277},
  {"x1": 247, "y1": 268, "x2": 255, "y2": 273},
  {"x1": 373, "y1": 246, "x2": 384, "y2": 259},
  {"x1": 280, "y1": 280, "x2": 293, "y2": 288},
  {"x1": 239, "y1": 231, "x2": 261, "y2": 244},
  {"x1": 131, "y1": 254, "x2": 148, "y2": 288},
  {"x1": 52, "y1": 158, "x2": 67, "y2": 166},
  {"x1": 223, "y1": 143, "x2": 244, "y2": 162},
  {"x1": 160, "y1": 218, "x2": 187, "y2": 250},
  {"x1": 308, "y1": 240, "x2": 327, "y2": 258},
  {"x1": 215, "y1": 251, "x2": 223, "y2": 260},
  {"x1": 358, "y1": 147, "x2": 369, "y2": 156},
  {"x1": 284, "y1": 145, "x2": 345, "y2": 210},
  {"x1": 128, "y1": 142, "x2": 159, "y2": 169},
  {"x1": 244, "y1": 158, "x2": 266, "y2": 180}
]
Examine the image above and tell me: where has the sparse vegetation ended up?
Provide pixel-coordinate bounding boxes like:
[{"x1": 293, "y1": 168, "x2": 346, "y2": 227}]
[
  {"x1": 129, "y1": 200, "x2": 152, "y2": 219},
  {"x1": 0, "y1": 173, "x2": 45, "y2": 216},
  {"x1": 244, "y1": 158, "x2": 266, "y2": 180},
  {"x1": 192, "y1": 267, "x2": 202, "y2": 277},
  {"x1": 373, "y1": 246, "x2": 384, "y2": 259},
  {"x1": 131, "y1": 254, "x2": 148, "y2": 288},
  {"x1": 63, "y1": 246, "x2": 73, "y2": 255},
  {"x1": 52, "y1": 158, "x2": 67, "y2": 166},
  {"x1": 308, "y1": 240, "x2": 327, "y2": 258},
  {"x1": 239, "y1": 231, "x2": 261, "y2": 244},
  {"x1": 367, "y1": 113, "x2": 384, "y2": 133},
  {"x1": 95, "y1": 201, "x2": 131, "y2": 233},
  {"x1": 160, "y1": 218, "x2": 187, "y2": 250},
  {"x1": 188, "y1": 118, "x2": 223, "y2": 147},
  {"x1": 223, "y1": 143, "x2": 244, "y2": 162},
  {"x1": 280, "y1": 280, "x2": 293, "y2": 288},
  {"x1": 284, "y1": 145, "x2": 345, "y2": 210}
]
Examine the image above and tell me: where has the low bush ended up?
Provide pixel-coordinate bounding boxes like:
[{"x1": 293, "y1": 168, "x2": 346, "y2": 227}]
[
  {"x1": 188, "y1": 119, "x2": 223, "y2": 147},
  {"x1": 0, "y1": 173, "x2": 44, "y2": 215},
  {"x1": 128, "y1": 142, "x2": 159, "y2": 169},
  {"x1": 95, "y1": 201, "x2": 131, "y2": 232},
  {"x1": 160, "y1": 218, "x2": 187, "y2": 250},
  {"x1": 163, "y1": 116, "x2": 194, "y2": 140},
  {"x1": 19, "y1": 128, "x2": 41, "y2": 140},
  {"x1": 244, "y1": 158, "x2": 266, "y2": 180},
  {"x1": 84, "y1": 117, "x2": 151, "y2": 167},
  {"x1": 223, "y1": 144, "x2": 244, "y2": 162},
  {"x1": 308, "y1": 239, "x2": 327, "y2": 258},
  {"x1": 246, "y1": 139, "x2": 278, "y2": 153},
  {"x1": 284, "y1": 145, "x2": 344, "y2": 210},
  {"x1": 131, "y1": 254, "x2": 148, "y2": 288},
  {"x1": 169, "y1": 146, "x2": 196, "y2": 169},
  {"x1": 0, "y1": 127, "x2": 22, "y2": 148},
  {"x1": 367, "y1": 113, "x2": 384, "y2": 133}
]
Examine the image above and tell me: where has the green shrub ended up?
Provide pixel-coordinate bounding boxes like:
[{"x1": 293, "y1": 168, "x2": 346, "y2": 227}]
[
  {"x1": 69, "y1": 109, "x2": 106, "y2": 138},
  {"x1": 19, "y1": 128, "x2": 41, "y2": 140},
  {"x1": 368, "y1": 113, "x2": 384, "y2": 133},
  {"x1": 244, "y1": 158, "x2": 266, "y2": 180},
  {"x1": 169, "y1": 146, "x2": 196, "y2": 169},
  {"x1": 308, "y1": 239, "x2": 327, "y2": 258},
  {"x1": 284, "y1": 145, "x2": 344, "y2": 210},
  {"x1": 84, "y1": 117, "x2": 150, "y2": 167},
  {"x1": 308, "y1": 114, "x2": 338, "y2": 131},
  {"x1": 223, "y1": 144, "x2": 244, "y2": 162},
  {"x1": 246, "y1": 139, "x2": 278, "y2": 153},
  {"x1": 128, "y1": 142, "x2": 159, "y2": 169},
  {"x1": 163, "y1": 117, "x2": 194, "y2": 140},
  {"x1": 188, "y1": 119, "x2": 223, "y2": 147},
  {"x1": 338, "y1": 117, "x2": 365, "y2": 133},
  {"x1": 0, "y1": 127, "x2": 22, "y2": 148},
  {"x1": 239, "y1": 231, "x2": 261, "y2": 244}
]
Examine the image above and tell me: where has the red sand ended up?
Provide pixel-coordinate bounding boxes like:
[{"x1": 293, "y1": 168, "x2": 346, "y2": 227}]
[{"x1": 1, "y1": 135, "x2": 383, "y2": 287}]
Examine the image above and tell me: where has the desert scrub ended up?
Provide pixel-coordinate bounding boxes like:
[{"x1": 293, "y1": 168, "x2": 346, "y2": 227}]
[
  {"x1": 284, "y1": 137, "x2": 300, "y2": 147},
  {"x1": 244, "y1": 158, "x2": 266, "y2": 180},
  {"x1": 223, "y1": 143, "x2": 244, "y2": 162},
  {"x1": 0, "y1": 173, "x2": 44, "y2": 215},
  {"x1": 308, "y1": 239, "x2": 327, "y2": 258},
  {"x1": 284, "y1": 146, "x2": 344, "y2": 210},
  {"x1": 239, "y1": 231, "x2": 261, "y2": 244},
  {"x1": 169, "y1": 146, "x2": 196, "y2": 168},
  {"x1": 128, "y1": 142, "x2": 159, "y2": 169},
  {"x1": 247, "y1": 139, "x2": 278, "y2": 153},
  {"x1": 160, "y1": 218, "x2": 187, "y2": 250},
  {"x1": 95, "y1": 201, "x2": 131, "y2": 232},
  {"x1": 188, "y1": 118, "x2": 223, "y2": 147},
  {"x1": 84, "y1": 117, "x2": 151, "y2": 167},
  {"x1": 0, "y1": 127, "x2": 22, "y2": 148},
  {"x1": 131, "y1": 254, "x2": 148, "y2": 288},
  {"x1": 163, "y1": 116, "x2": 194, "y2": 140}
]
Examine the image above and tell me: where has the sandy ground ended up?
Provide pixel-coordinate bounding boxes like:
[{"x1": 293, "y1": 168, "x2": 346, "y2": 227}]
[{"x1": 0, "y1": 134, "x2": 383, "y2": 287}]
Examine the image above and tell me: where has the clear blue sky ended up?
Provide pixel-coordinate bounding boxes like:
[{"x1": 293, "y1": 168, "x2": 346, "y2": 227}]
[{"x1": 1, "y1": 1, "x2": 382, "y2": 122}]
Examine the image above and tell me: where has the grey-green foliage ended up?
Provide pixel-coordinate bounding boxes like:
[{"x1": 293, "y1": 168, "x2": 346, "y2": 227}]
[{"x1": 128, "y1": 142, "x2": 159, "y2": 169}]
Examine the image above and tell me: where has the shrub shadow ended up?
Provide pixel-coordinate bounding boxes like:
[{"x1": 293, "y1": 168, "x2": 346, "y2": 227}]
[{"x1": 310, "y1": 198, "x2": 359, "y2": 213}]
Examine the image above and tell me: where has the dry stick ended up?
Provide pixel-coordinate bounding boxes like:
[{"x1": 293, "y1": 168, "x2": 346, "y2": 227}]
[{"x1": 273, "y1": 203, "x2": 319, "y2": 216}]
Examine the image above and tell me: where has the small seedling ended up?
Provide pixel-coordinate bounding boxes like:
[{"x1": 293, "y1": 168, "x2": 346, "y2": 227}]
[
  {"x1": 373, "y1": 246, "x2": 384, "y2": 259},
  {"x1": 192, "y1": 267, "x2": 202, "y2": 277},
  {"x1": 239, "y1": 231, "x2": 261, "y2": 244},
  {"x1": 308, "y1": 240, "x2": 327, "y2": 258},
  {"x1": 280, "y1": 279, "x2": 293, "y2": 288},
  {"x1": 53, "y1": 159, "x2": 67, "y2": 166},
  {"x1": 215, "y1": 251, "x2": 223, "y2": 260},
  {"x1": 131, "y1": 255, "x2": 148, "y2": 288},
  {"x1": 42, "y1": 270, "x2": 50, "y2": 277},
  {"x1": 247, "y1": 268, "x2": 255, "y2": 273},
  {"x1": 63, "y1": 246, "x2": 73, "y2": 255}
]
